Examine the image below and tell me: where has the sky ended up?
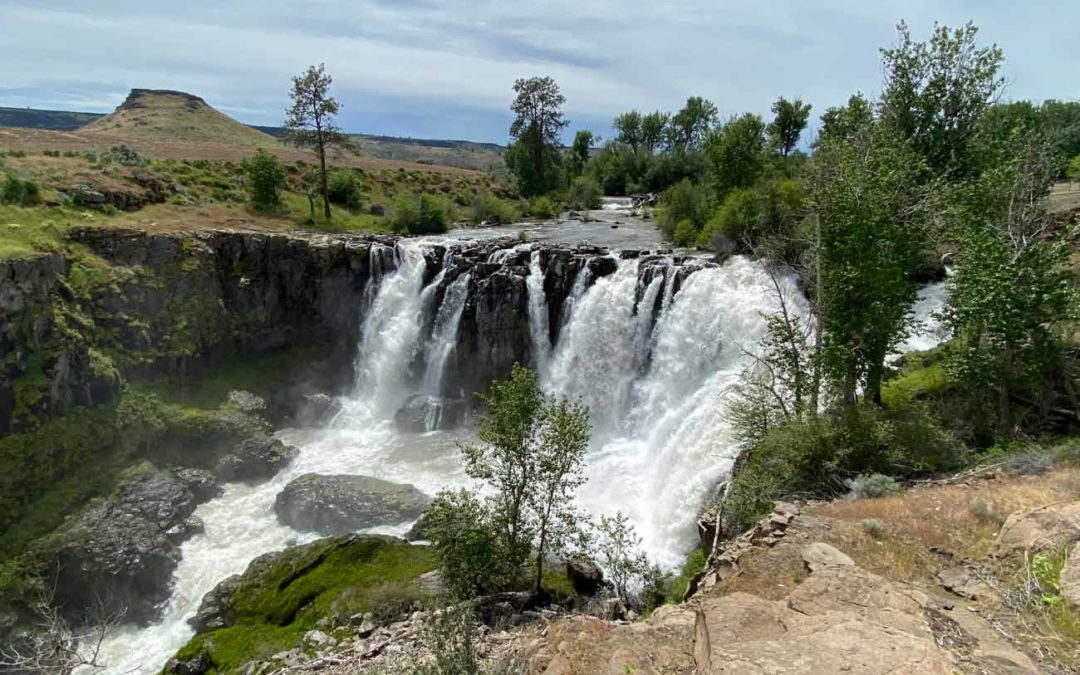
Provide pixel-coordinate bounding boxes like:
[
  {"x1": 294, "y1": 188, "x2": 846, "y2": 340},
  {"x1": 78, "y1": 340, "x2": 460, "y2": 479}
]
[{"x1": 0, "y1": 1, "x2": 1077, "y2": 145}]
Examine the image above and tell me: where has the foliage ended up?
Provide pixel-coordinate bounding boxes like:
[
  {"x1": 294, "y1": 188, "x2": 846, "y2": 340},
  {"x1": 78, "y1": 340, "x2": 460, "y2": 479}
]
[
  {"x1": 529, "y1": 195, "x2": 558, "y2": 220},
  {"x1": 596, "y1": 512, "x2": 651, "y2": 604},
  {"x1": 568, "y1": 130, "x2": 594, "y2": 178},
  {"x1": 390, "y1": 192, "x2": 451, "y2": 234},
  {"x1": 244, "y1": 149, "x2": 286, "y2": 211},
  {"x1": 327, "y1": 168, "x2": 368, "y2": 210},
  {"x1": 442, "y1": 365, "x2": 592, "y2": 597},
  {"x1": 101, "y1": 144, "x2": 144, "y2": 166},
  {"x1": 425, "y1": 490, "x2": 517, "y2": 599},
  {"x1": 668, "y1": 548, "x2": 707, "y2": 602},
  {"x1": 809, "y1": 121, "x2": 928, "y2": 406},
  {"x1": 1, "y1": 173, "x2": 42, "y2": 206},
  {"x1": 413, "y1": 606, "x2": 483, "y2": 675},
  {"x1": 860, "y1": 518, "x2": 886, "y2": 539},
  {"x1": 846, "y1": 473, "x2": 900, "y2": 499},
  {"x1": 505, "y1": 139, "x2": 565, "y2": 198},
  {"x1": 284, "y1": 63, "x2": 350, "y2": 218},
  {"x1": 817, "y1": 93, "x2": 874, "y2": 145},
  {"x1": 768, "y1": 97, "x2": 812, "y2": 156},
  {"x1": 941, "y1": 131, "x2": 1078, "y2": 433},
  {"x1": 508, "y1": 76, "x2": 569, "y2": 197},
  {"x1": 706, "y1": 113, "x2": 767, "y2": 200},
  {"x1": 1068, "y1": 154, "x2": 1080, "y2": 180},
  {"x1": 669, "y1": 96, "x2": 719, "y2": 152},
  {"x1": 656, "y1": 179, "x2": 711, "y2": 240},
  {"x1": 469, "y1": 192, "x2": 519, "y2": 225},
  {"x1": 565, "y1": 176, "x2": 602, "y2": 210},
  {"x1": 878, "y1": 21, "x2": 1004, "y2": 180}
]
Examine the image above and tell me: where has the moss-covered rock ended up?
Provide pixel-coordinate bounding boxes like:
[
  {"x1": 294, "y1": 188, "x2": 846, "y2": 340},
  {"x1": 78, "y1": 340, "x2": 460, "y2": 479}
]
[{"x1": 179, "y1": 535, "x2": 434, "y2": 672}]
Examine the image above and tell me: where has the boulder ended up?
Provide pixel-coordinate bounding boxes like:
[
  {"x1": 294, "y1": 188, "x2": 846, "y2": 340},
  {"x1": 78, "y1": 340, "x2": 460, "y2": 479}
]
[
  {"x1": 45, "y1": 464, "x2": 218, "y2": 624},
  {"x1": 394, "y1": 395, "x2": 468, "y2": 433},
  {"x1": 991, "y1": 501, "x2": 1080, "y2": 556},
  {"x1": 1061, "y1": 542, "x2": 1080, "y2": 609},
  {"x1": 274, "y1": 473, "x2": 431, "y2": 535},
  {"x1": 937, "y1": 565, "x2": 995, "y2": 601},
  {"x1": 297, "y1": 392, "x2": 343, "y2": 427},
  {"x1": 215, "y1": 435, "x2": 298, "y2": 483},
  {"x1": 566, "y1": 554, "x2": 604, "y2": 596},
  {"x1": 800, "y1": 542, "x2": 855, "y2": 573},
  {"x1": 166, "y1": 653, "x2": 214, "y2": 675}
]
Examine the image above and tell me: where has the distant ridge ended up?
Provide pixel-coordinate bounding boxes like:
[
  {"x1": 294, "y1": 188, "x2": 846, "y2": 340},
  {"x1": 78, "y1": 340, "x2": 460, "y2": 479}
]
[
  {"x1": 0, "y1": 106, "x2": 103, "y2": 131},
  {"x1": 80, "y1": 89, "x2": 278, "y2": 147}
]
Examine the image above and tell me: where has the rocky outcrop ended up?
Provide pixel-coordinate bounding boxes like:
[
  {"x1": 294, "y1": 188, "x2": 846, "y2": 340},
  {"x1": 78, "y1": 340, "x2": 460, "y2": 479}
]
[
  {"x1": 215, "y1": 434, "x2": 297, "y2": 483},
  {"x1": 565, "y1": 554, "x2": 604, "y2": 597},
  {"x1": 991, "y1": 501, "x2": 1080, "y2": 556},
  {"x1": 394, "y1": 394, "x2": 468, "y2": 432},
  {"x1": 274, "y1": 474, "x2": 431, "y2": 535},
  {"x1": 41, "y1": 464, "x2": 220, "y2": 624}
]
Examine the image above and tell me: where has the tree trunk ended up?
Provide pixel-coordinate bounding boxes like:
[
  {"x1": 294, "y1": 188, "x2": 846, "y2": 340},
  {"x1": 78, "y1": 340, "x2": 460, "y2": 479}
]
[
  {"x1": 810, "y1": 213, "x2": 824, "y2": 413},
  {"x1": 318, "y1": 138, "x2": 331, "y2": 220},
  {"x1": 535, "y1": 527, "x2": 546, "y2": 594}
]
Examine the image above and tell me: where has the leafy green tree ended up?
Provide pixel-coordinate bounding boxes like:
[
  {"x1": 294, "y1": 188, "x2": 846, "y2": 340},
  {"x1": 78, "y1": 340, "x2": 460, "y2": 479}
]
[
  {"x1": 1068, "y1": 154, "x2": 1080, "y2": 180},
  {"x1": 810, "y1": 124, "x2": 928, "y2": 406},
  {"x1": 641, "y1": 111, "x2": 671, "y2": 155},
  {"x1": 509, "y1": 76, "x2": 569, "y2": 196},
  {"x1": 657, "y1": 178, "x2": 712, "y2": 240},
  {"x1": 942, "y1": 131, "x2": 1078, "y2": 433},
  {"x1": 668, "y1": 96, "x2": 719, "y2": 152},
  {"x1": 245, "y1": 149, "x2": 286, "y2": 211},
  {"x1": 389, "y1": 193, "x2": 451, "y2": 234},
  {"x1": 817, "y1": 93, "x2": 874, "y2": 145},
  {"x1": 613, "y1": 111, "x2": 643, "y2": 153},
  {"x1": 425, "y1": 489, "x2": 515, "y2": 598},
  {"x1": 285, "y1": 63, "x2": 351, "y2": 219},
  {"x1": 878, "y1": 21, "x2": 1004, "y2": 179},
  {"x1": 1040, "y1": 100, "x2": 1080, "y2": 172},
  {"x1": 326, "y1": 169, "x2": 368, "y2": 210},
  {"x1": 569, "y1": 130, "x2": 594, "y2": 177},
  {"x1": 767, "y1": 97, "x2": 812, "y2": 156},
  {"x1": 595, "y1": 512, "x2": 650, "y2": 603},
  {"x1": 705, "y1": 113, "x2": 767, "y2": 200}
]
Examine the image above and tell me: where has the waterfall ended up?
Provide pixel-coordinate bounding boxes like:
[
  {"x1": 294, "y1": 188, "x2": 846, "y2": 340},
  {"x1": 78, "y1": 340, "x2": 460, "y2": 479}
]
[
  {"x1": 559, "y1": 264, "x2": 593, "y2": 339},
  {"x1": 546, "y1": 259, "x2": 643, "y2": 433},
  {"x1": 422, "y1": 272, "x2": 472, "y2": 395},
  {"x1": 526, "y1": 250, "x2": 552, "y2": 377},
  {"x1": 355, "y1": 242, "x2": 431, "y2": 412}
]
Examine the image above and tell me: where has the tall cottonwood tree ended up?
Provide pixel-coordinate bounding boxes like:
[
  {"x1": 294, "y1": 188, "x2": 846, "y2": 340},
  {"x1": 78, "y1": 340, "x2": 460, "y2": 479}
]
[
  {"x1": 509, "y1": 77, "x2": 569, "y2": 196},
  {"x1": 285, "y1": 63, "x2": 349, "y2": 219},
  {"x1": 669, "y1": 96, "x2": 719, "y2": 152},
  {"x1": 768, "y1": 97, "x2": 812, "y2": 156}
]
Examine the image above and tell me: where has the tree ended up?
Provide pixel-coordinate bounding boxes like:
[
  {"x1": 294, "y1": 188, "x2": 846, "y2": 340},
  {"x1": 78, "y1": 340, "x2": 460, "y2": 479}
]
[
  {"x1": 284, "y1": 63, "x2": 350, "y2": 219},
  {"x1": 809, "y1": 124, "x2": 928, "y2": 406},
  {"x1": 595, "y1": 512, "x2": 650, "y2": 602},
  {"x1": 942, "y1": 131, "x2": 1078, "y2": 433},
  {"x1": 767, "y1": 97, "x2": 812, "y2": 156},
  {"x1": 530, "y1": 397, "x2": 590, "y2": 593},
  {"x1": 705, "y1": 113, "x2": 767, "y2": 200},
  {"x1": 668, "y1": 96, "x2": 719, "y2": 152},
  {"x1": 641, "y1": 111, "x2": 671, "y2": 155},
  {"x1": 569, "y1": 129, "x2": 594, "y2": 177},
  {"x1": 456, "y1": 364, "x2": 592, "y2": 596},
  {"x1": 817, "y1": 93, "x2": 874, "y2": 145},
  {"x1": 878, "y1": 21, "x2": 1004, "y2": 179},
  {"x1": 425, "y1": 489, "x2": 514, "y2": 598},
  {"x1": 613, "y1": 111, "x2": 643, "y2": 153},
  {"x1": 509, "y1": 76, "x2": 569, "y2": 197},
  {"x1": 245, "y1": 149, "x2": 286, "y2": 211}
]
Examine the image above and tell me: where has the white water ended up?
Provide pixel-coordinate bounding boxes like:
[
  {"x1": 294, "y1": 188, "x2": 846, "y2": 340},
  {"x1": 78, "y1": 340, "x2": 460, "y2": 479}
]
[
  {"x1": 526, "y1": 251, "x2": 552, "y2": 376},
  {"x1": 92, "y1": 246, "x2": 807, "y2": 673},
  {"x1": 895, "y1": 282, "x2": 949, "y2": 356}
]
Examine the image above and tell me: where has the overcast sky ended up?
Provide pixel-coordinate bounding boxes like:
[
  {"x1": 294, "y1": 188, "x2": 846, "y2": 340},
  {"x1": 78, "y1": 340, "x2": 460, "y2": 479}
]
[{"x1": 1, "y1": 1, "x2": 1077, "y2": 144}]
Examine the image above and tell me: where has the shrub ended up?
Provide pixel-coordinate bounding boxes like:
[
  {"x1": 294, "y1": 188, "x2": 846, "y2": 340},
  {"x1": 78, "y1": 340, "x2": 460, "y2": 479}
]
[
  {"x1": 846, "y1": 473, "x2": 900, "y2": 499},
  {"x1": 245, "y1": 149, "x2": 286, "y2": 211},
  {"x1": 415, "y1": 606, "x2": 482, "y2": 675},
  {"x1": 102, "y1": 144, "x2": 143, "y2": 166},
  {"x1": 970, "y1": 500, "x2": 1005, "y2": 524},
  {"x1": 390, "y1": 193, "x2": 450, "y2": 234},
  {"x1": 470, "y1": 192, "x2": 518, "y2": 225},
  {"x1": 673, "y1": 219, "x2": 697, "y2": 247},
  {"x1": 530, "y1": 195, "x2": 558, "y2": 219},
  {"x1": 1068, "y1": 154, "x2": 1080, "y2": 180},
  {"x1": 425, "y1": 490, "x2": 515, "y2": 599},
  {"x1": 697, "y1": 187, "x2": 760, "y2": 248},
  {"x1": 861, "y1": 518, "x2": 886, "y2": 539},
  {"x1": 657, "y1": 179, "x2": 711, "y2": 239},
  {"x1": 0, "y1": 173, "x2": 42, "y2": 206},
  {"x1": 327, "y1": 169, "x2": 368, "y2": 210},
  {"x1": 566, "y1": 176, "x2": 602, "y2": 210}
]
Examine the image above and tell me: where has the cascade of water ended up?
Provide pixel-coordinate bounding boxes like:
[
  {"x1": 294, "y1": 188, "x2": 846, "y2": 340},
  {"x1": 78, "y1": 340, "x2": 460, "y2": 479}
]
[
  {"x1": 355, "y1": 241, "x2": 430, "y2": 412},
  {"x1": 422, "y1": 272, "x2": 472, "y2": 395},
  {"x1": 631, "y1": 274, "x2": 665, "y2": 373},
  {"x1": 526, "y1": 250, "x2": 552, "y2": 378},
  {"x1": 558, "y1": 264, "x2": 593, "y2": 340},
  {"x1": 546, "y1": 258, "x2": 642, "y2": 433}
]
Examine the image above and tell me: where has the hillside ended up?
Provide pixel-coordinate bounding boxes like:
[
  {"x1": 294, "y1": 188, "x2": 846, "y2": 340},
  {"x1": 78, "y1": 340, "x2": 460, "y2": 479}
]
[
  {"x1": 81, "y1": 89, "x2": 278, "y2": 147},
  {"x1": 0, "y1": 106, "x2": 102, "y2": 131}
]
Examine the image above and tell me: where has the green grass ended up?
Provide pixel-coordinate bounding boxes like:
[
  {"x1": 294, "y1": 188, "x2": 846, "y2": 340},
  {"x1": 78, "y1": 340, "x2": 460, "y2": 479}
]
[
  {"x1": 882, "y1": 346, "x2": 953, "y2": 410},
  {"x1": 668, "y1": 548, "x2": 707, "y2": 602},
  {"x1": 176, "y1": 537, "x2": 435, "y2": 672},
  {"x1": 0, "y1": 204, "x2": 104, "y2": 260}
]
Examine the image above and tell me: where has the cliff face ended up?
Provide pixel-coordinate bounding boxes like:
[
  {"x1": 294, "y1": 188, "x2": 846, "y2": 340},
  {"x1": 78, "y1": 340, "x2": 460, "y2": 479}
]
[{"x1": 0, "y1": 228, "x2": 377, "y2": 434}]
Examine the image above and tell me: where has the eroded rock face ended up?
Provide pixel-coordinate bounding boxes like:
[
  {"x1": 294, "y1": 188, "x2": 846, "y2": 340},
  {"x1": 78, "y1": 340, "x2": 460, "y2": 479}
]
[
  {"x1": 215, "y1": 434, "x2": 298, "y2": 483},
  {"x1": 45, "y1": 464, "x2": 220, "y2": 624},
  {"x1": 274, "y1": 473, "x2": 431, "y2": 535}
]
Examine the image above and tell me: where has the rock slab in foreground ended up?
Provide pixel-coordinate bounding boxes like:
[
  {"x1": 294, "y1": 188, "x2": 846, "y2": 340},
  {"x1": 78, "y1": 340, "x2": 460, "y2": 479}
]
[{"x1": 274, "y1": 473, "x2": 431, "y2": 535}]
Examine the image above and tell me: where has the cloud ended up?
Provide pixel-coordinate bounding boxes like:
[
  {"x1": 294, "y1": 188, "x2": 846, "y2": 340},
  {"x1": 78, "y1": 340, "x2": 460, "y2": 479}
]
[{"x1": 0, "y1": 0, "x2": 1076, "y2": 143}]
